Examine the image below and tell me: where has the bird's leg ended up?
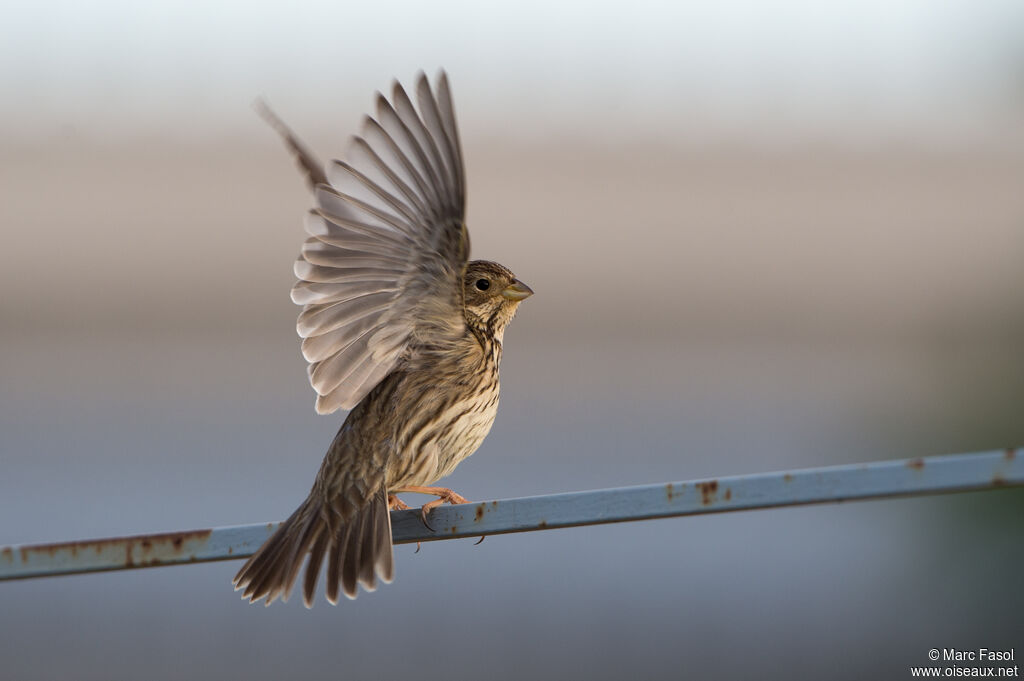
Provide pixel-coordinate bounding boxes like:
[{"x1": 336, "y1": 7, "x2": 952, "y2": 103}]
[
  {"x1": 392, "y1": 485, "x2": 470, "y2": 504},
  {"x1": 391, "y1": 486, "x2": 470, "y2": 530},
  {"x1": 387, "y1": 494, "x2": 421, "y2": 552}
]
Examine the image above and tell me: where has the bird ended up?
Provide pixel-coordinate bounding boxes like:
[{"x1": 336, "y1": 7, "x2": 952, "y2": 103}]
[{"x1": 232, "y1": 71, "x2": 533, "y2": 607}]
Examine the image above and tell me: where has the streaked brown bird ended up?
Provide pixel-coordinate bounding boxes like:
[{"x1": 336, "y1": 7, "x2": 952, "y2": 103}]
[{"x1": 233, "y1": 72, "x2": 533, "y2": 606}]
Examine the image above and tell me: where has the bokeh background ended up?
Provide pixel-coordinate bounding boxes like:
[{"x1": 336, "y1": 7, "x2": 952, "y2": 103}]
[{"x1": 2, "y1": 1, "x2": 1023, "y2": 678}]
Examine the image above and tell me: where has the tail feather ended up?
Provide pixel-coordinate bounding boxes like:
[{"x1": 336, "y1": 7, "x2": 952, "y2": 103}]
[
  {"x1": 246, "y1": 510, "x2": 317, "y2": 605},
  {"x1": 357, "y1": 503, "x2": 379, "y2": 588},
  {"x1": 233, "y1": 488, "x2": 392, "y2": 607},
  {"x1": 341, "y1": 509, "x2": 364, "y2": 599},
  {"x1": 237, "y1": 505, "x2": 311, "y2": 604},
  {"x1": 325, "y1": 519, "x2": 348, "y2": 604},
  {"x1": 373, "y1": 497, "x2": 395, "y2": 582},
  {"x1": 301, "y1": 528, "x2": 330, "y2": 608},
  {"x1": 278, "y1": 511, "x2": 324, "y2": 603}
]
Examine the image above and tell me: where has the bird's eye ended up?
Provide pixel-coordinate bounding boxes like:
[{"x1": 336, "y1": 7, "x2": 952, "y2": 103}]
[{"x1": 475, "y1": 279, "x2": 490, "y2": 291}]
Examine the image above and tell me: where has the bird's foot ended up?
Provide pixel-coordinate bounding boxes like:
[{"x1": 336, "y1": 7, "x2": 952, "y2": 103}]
[
  {"x1": 387, "y1": 494, "x2": 411, "y2": 511},
  {"x1": 391, "y1": 486, "x2": 470, "y2": 531}
]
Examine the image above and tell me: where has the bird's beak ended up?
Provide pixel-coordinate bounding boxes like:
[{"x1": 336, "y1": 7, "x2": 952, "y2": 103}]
[{"x1": 501, "y1": 279, "x2": 534, "y2": 301}]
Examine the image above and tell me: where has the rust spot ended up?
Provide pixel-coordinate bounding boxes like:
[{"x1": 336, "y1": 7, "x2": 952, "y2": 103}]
[
  {"x1": 1006, "y1": 448, "x2": 1016, "y2": 461},
  {"x1": 696, "y1": 480, "x2": 719, "y2": 506},
  {"x1": 474, "y1": 504, "x2": 485, "y2": 522},
  {"x1": 666, "y1": 484, "x2": 675, "y2": 501},
  {"x1": 538, "y1": 520, "x2": 548, "y2": 528},
  {"x1": 12, "y1": 528, "x2": 214, "y2": 570},
  {"x1": 450, "y1": 526, "x2": 458, "y2": 533},
  {"x1": 992, "y1": 474, "x2": 1007, "y2": 487},
  {"x1": 906, "y1": 458, "x2": 925, "y2": 471},
  {"x1": 0, "y1": 547, "x2": 12, "y2": 562},
  {"x1": 783, "y1": 474, "x2": 793, "y2": 483},
  {"x1": 724, "y1": 488, "x2": 732, "y2": 501}
]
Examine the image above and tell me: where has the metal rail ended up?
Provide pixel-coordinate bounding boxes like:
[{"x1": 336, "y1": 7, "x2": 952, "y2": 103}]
[{"x1": 1, "y1": 448, "x2": 1019, "y2": 581}]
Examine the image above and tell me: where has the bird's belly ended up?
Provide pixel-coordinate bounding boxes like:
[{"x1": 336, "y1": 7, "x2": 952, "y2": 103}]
[
  {"x1": 431, "y1": 407, "x2": 497, "y2": 480},
  {"x1": 388, "y1": 393, "x2": 499, "y2": 488}
]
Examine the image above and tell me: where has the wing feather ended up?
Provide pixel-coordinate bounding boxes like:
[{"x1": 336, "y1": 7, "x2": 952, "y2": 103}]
[
  {"x1": 296, "y1": 291, "x2": 396, "y2": 338},
  {"x1": 415, "y1": 76, "x2": 460, "y2": 210},
  {"x1": 279, "y1": 72, "x2": 468, "y2": 413},
  {"x1": 291, "y1": 279, "x2": 397, "y2": 305},
  {"x1": 345, "y1": 138, "x2": 431, "y2": 218},
  {"x1": 294, "y1": 259, "x2": 405, "y2": 281},
  {"x1": 327, "y1": 159, "x2": 419, "y2": 224},
  {"x1": 435, "y1": 73, "x2": 465, "y2": 201},
  {"x1": 391, "y1": 83, "x2": 451, "y2": 211},
  {"x1": 301, "y1": 318, "x2": 386, "y2": 363},
  {"x1": 299, "y1": 241, "x2": 407, "y2": 269},
  {"x1": 304, "y1": 212, "x2": 415, "y2": 256},
  {"x1": 375, "y1": 97, "x2": 440, "y2": 209}
]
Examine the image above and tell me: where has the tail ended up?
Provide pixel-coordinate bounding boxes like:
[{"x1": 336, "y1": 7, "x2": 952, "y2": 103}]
[{"x1": 233, "y1": 488, "x2": 394, "y2": 607}]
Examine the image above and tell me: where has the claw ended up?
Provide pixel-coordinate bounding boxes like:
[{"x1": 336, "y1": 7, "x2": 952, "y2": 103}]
[
  {"x1": 420, "y1": 506, "x2": 436, "y2": 532},
  {"x1": 419, "y1": 497, "x2": 446, "y2": 531},
  {"x1": 474, "y1": 535, "x2": 486, "y2": 546}
]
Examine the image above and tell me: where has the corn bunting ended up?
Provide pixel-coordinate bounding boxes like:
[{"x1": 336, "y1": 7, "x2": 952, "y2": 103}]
[{"x1": 233, "y1": 72, "x2": 532, "y2": 606}]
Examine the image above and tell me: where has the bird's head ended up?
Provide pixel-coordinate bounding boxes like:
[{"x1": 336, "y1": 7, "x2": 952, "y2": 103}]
[{"x1": 462, "y1": 260, "x2": 533, "y2": 341}]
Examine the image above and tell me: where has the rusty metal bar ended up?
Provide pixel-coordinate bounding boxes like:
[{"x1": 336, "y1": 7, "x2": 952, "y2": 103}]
[{"x1": 1, "y1": 448, "x2": 1019, "y2": 581}]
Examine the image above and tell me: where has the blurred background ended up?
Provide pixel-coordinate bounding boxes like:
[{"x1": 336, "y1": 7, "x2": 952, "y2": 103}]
[{"x1": 2, "y1": 0, "x2": 1023, "y2": 678}]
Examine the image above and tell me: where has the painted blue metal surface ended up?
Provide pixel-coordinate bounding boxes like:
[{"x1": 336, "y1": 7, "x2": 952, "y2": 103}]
[{"x1": 1, "y1": 448, "x2": 1019, "y2": 581}]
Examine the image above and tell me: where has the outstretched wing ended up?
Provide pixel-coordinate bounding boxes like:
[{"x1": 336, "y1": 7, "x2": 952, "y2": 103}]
[{"x1": 288, "y1": 72, "x2": 468, "y2": 414}]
